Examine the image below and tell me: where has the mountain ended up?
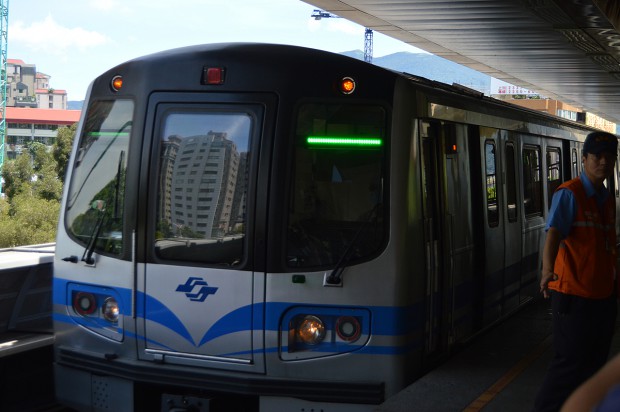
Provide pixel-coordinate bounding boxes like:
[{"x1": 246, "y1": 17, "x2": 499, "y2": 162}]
[
  {"x1": 68, "y1": 101, "x2": 84, "y2": 110},
  {"x1": 340, "y1": 50, "x2": 491, "y2": 95}
]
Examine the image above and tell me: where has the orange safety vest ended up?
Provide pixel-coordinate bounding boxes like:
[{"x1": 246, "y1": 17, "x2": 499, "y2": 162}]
[{"x1": 549, "y1": 177, "x2": 617, "y2": 299}]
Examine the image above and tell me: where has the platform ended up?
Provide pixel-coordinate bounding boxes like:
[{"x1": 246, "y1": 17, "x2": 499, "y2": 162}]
[{"x1": 377, "y1": 296, "x2": 620, "y2": 411}]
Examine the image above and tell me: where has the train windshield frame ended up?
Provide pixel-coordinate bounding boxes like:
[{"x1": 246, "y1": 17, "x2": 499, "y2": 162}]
[
  {"x1": 286, "y1": 103, "x2": 387, "y2": 269},
  {"x1": 64, "y1": 99, "x2": 133, "y2": 258}
]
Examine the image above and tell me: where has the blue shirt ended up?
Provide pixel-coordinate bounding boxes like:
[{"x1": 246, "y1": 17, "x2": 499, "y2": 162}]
[{"x1": 546, "y1": 173, "x2": 610, "y2": 238}]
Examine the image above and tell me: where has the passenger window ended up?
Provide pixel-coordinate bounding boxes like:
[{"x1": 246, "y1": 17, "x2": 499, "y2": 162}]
[
  {"x1": 546, "y1": 147, "x2": 562, "y2": 208},
  {"x1": 153, "y1": 110, "x2": 252, "y2": 266},
  {"x1": 505, "y1": 143, "x2": 518, "y2": 222},
  {"x1": 523, "y1": 145, "x2": 543, "y2": 217},
  {"x1": 484, "y1": 140, "x2": 499, "y2": 227}
]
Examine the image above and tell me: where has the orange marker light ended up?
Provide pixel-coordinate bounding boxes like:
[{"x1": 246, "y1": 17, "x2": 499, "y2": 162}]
[
  {"x1": 111, "y1": 75, "x2": 123, "y2": 92},
  {"x1": 340, "y1": 77, "x2": 356, "y2": 94}
]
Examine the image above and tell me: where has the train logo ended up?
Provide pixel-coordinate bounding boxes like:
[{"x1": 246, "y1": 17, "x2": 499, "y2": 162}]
[{"x1": 175, "y1": 277, "x2": 218, "y2": 302}]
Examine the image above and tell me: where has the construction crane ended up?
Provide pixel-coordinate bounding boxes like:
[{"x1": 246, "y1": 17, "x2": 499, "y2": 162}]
[
  {"x1": 311, "y1": 9, "x2": 373, "y2": 63},
  {"x1": 0, "y1": 0, "x2": 7, "y2": 173}
]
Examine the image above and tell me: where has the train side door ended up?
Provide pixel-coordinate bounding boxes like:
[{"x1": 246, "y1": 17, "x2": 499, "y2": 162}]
[
  {"x1": 501, "y1": 133, "x2": 522, "y2": 311},
  {"x1": 479, "y1": 127, "x2": 505, "y2": 325},
  {"x1": 136, "y1": 93, "x2": 274, "y2": 374},
  {"x1": 519, "y1": 135, "x2": 546, "y2": 298},
  {"x1": 420, "y1": 121, "x2": 473, "y2": 357},
  {"x1": 420, "y1": 121, "x2": 446, "y2": 357}
]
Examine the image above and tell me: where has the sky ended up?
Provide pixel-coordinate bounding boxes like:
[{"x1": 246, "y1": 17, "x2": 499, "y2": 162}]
[{"x1": 9, "y1": 0, "x2": 427, "y2": 102}]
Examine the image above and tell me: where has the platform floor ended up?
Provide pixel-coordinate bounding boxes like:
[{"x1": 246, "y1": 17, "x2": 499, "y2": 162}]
[{"x1": 377, "y1": 297, "x2": 620, "y2": 412}]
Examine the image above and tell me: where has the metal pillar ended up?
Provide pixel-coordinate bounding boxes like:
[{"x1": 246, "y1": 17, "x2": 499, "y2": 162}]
[{"x1": 364, "y1": 28, "x2": 373, "y2": 63}]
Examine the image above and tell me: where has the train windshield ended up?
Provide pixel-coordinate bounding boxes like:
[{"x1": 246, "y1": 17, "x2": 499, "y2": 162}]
[
  {"x1": 153, "y1": 109, "x2": 251, "y2": 266},
  {"x1": 65, "y1": 100, "x2": 132, "y2": 256},
  {"x1": 287, "y1": 103, "x2": 386, "y2": 268}
]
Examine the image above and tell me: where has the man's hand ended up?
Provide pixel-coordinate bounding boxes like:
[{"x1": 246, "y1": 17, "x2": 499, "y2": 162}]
[{"x1": 540, "y1": 271, "x2": 558, "y2": 299}]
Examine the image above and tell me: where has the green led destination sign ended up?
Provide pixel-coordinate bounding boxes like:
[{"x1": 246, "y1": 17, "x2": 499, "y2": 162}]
[{"x1": 306, "y1": 136, "x2": 383, "y2": 147}]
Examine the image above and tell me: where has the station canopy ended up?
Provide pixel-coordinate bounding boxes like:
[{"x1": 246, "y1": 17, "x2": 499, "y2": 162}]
[{"x1": 305, "y1": 0, "x2": 620, "y2": 125}]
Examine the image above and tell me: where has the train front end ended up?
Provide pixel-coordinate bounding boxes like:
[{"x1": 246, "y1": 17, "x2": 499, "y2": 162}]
[{"x1": 53, "y1": 44, "x2": 419, "y2": 412}]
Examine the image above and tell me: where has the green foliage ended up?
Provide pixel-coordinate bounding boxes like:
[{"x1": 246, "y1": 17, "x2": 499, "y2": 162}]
[
  {"x1": 0, "y1": 122, "x2": 77, "y2": 247},
  {"x1": 0, "y1": 193, "x2": 60, "y2": 247},
  {"x1": 53, "y1": 123, "x2": 76, "y2": 182},
  {"x1": 2, "y1": 153, "x2": 34, "y2": 199}
]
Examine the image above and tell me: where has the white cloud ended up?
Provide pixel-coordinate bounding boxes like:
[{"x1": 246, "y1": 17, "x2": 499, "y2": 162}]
[{"x1": 10, "y1": 15, "x2": 109, "y2": 55}]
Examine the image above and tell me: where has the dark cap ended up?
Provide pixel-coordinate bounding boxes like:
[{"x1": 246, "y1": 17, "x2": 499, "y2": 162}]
[{"x1": 583, "y1": 131, "x2": 618, "y2": 155}]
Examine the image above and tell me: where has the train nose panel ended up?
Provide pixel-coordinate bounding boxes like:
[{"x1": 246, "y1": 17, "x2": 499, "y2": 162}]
[{"x1": 140, "y1": 266, "x2": 262, "y2": 370}]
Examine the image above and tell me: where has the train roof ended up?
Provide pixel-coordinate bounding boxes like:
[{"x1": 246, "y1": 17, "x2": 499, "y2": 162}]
[{"x1": 98, "y1": 42, "x2": 613, "y2": 141}]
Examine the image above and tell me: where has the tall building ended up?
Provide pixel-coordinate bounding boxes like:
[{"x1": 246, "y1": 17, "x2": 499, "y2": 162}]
[{"x1": 168, "y1": 131, "x2": 241, "y2": 238}]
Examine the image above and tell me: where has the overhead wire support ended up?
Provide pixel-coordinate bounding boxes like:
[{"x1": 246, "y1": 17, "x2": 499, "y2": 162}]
[
  {"x1": 311, "y1": 9, "x2": 373, "y2": 64},
  {"x1": 364, "y1": 28, "x2": 373, "y2": 63}
]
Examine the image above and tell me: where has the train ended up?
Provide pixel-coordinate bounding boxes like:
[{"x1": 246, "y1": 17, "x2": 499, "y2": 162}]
[{"x1": 52, "y1": 43, "x2": 619, "y2": 412}]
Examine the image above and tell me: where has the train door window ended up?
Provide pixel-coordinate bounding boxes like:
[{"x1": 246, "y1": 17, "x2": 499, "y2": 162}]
[
  {"x1": 505, "y1": 142, "x2": 518, "y2": 222},
  {"x1": 484, "y1": 140, "x2": 499, "y2": 227},
  {"x1": 523, "y1": 145, "x2": 543, "y2": 217},
  {"x1": 286, "y1": 103, "x2": 386, "y2": 268},
  {"x1": 65, "y1": 99, "x2": 132, "y2": 257},
  {"x1": 153, "y1": 109, "x2": 252, "y2": 265},
  {"x1": 571, "y1": 148, "x2": 579, "y2": 178},
  {"x1": 546, "y1": 147, "x2": 562, "y2": 208}
]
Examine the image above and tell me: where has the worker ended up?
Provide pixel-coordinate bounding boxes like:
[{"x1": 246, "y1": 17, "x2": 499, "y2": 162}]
[{"x1": 534, "y1": 130, "x2": 619, "y2": 412}]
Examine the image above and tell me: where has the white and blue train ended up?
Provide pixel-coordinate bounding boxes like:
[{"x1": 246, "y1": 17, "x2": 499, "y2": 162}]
[{"x1": 52, "y1": 43, "x2": 619, "y2": 411}]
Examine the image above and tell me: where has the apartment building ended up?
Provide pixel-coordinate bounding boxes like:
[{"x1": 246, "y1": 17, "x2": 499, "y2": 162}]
[{"x1": 7, "y1": 59, "x2": 68, "y2": 110}]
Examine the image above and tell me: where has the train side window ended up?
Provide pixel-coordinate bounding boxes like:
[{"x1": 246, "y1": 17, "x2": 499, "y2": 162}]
[
  {"x1": 546, "y1": 147, "x2": 562, "y2": 208},
  {"x1": 571, "y1": 148, "x2": 579, "y2": 178},
  {"x1": 523, "y1": 145, "x2": 543, "y2": 217},
  {"x1": 505, "y1": 142, "x2": 518, "y2": 222},
  {"x1": 65, "y1": 99, "x2": 133, "y2": 257},
  {"x1": 153, "y1": 110, "x2": 252, "y2": 266},
  {"x1": 484, "y1": 140, "x2": 499, "y2": 227}
]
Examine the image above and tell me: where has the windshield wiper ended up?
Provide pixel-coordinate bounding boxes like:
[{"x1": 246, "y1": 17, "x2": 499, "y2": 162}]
[
  {"x1": 324, "y1": 203, "x2": 382, "y2": 286},
  {"x1": 82, "y1": 202, "x2": 106, "y2": 265},
  {"x1": 80, "y1": 150, "x2": 125, "y2": 265}
]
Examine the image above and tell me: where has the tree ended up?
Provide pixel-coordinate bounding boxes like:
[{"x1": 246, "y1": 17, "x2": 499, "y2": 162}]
[
  {"x1": 53, "y1": 123, "x2": 77, "y2": 183},
  {"x1": 0, "y1": 122, "x2": 77, "y2": 247},
  {"x1": 2, "y1": 152, "x2": 34, "y2": 199},
  {"x1": 0, "y1": 193, "x2": 60, "y2": 247}
]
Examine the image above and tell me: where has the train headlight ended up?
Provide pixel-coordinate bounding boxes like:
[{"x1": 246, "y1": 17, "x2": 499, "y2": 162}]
[
  {"x1": 296, "y1": 315, "x2": 326, "y2": 345},
  {"x1": 102, "y1": 297, "x2": 120, "y2": 323}
]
